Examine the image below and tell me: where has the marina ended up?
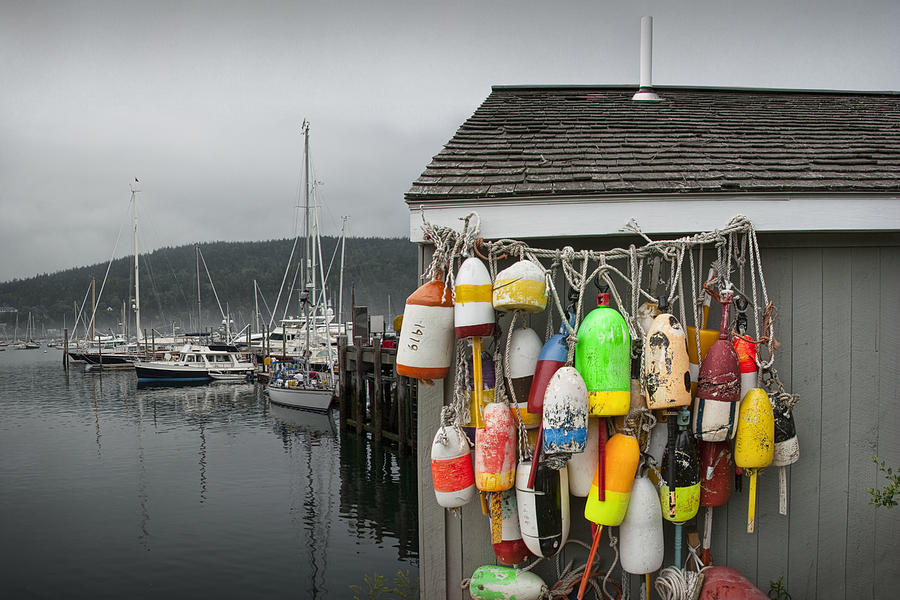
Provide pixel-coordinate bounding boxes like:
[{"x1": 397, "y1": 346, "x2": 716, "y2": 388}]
[{"x1": 0, "y1": 349, "x2": 418, "y2": 598}]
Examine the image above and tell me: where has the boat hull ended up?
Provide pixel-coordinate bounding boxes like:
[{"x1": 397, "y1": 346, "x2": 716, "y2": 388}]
[
  {"x1": 135, "y1": 364, "x2": 213, "y2": 383},
  {"x1": 267, "y1": 384, "x2": 334, "y2": 413}
]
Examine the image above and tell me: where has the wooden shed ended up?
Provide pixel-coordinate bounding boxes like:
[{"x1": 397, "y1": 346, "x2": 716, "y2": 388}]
[{"x1": 406, "y1": 85, "x2": 900, "y2": 599}]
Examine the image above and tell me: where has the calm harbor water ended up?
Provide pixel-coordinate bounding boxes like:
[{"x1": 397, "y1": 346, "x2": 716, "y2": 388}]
[{"x1": 0, "y1": 349, "x2": 418, "y2": 599}]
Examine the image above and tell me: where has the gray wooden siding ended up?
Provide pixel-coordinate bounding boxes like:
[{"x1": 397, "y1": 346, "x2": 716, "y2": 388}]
[{"x1": 417, "y1": 239, "x2": 900, "y2": 600}]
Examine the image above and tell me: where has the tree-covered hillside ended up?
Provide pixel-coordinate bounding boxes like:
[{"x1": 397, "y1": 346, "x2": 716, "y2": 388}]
[{"x1": 0, "y1": 237, "x2": 417, "y2": 337}]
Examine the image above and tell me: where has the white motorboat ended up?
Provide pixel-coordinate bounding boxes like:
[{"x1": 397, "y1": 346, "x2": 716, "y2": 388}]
[{"x1": 135, "y1": 343, "x2": 253, "y2": 384}]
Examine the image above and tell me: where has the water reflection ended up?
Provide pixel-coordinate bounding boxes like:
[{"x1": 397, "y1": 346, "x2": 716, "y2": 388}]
[{"x1": 0, "y1": 351, "x2": 418, "y2": 599}]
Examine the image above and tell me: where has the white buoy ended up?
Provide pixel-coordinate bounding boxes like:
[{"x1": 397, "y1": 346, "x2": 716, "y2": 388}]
[
  {"x1": 567, "y1": 417, "x2": 600, "y2": 497},
  {"x1": 508, "y1": 327, "x2": 543, "y2": 429},
  {"x1": 620, "y1": 475, "x2": 665, "y2": 574}
]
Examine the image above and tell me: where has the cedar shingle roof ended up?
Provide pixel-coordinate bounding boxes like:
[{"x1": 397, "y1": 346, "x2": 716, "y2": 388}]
[{"x1": 406, "y1": 86, "x2": 900, "y2": 201}]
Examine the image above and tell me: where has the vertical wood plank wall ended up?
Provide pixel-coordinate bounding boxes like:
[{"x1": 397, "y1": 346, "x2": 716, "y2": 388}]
[{"x1": 417, "y1": 238, "x2": 900, "y2": 600}]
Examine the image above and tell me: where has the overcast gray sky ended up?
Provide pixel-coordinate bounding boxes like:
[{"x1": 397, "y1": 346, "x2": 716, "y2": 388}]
[{"x1": 2, "y1": 0, "x2": 898, "y2": 282}]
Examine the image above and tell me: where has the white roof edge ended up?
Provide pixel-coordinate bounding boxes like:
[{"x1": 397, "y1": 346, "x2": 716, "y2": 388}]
[{"x1": 408, "y1": 194, "x2": 900, "y2": 242}]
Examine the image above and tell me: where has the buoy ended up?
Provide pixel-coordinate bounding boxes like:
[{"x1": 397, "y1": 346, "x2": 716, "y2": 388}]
[
  {"x1": 515, "y1": 460, "x2": 570, "y2": 558},
  {"x1": 567, "y1": 417, "x2": 600, "y2": 497},
  {"x1": 698, "y1": 440, "x2": 733, "y2": 565},
  {"x1": 732, "y1": 306, "x2": 759, "y2": 403},
  {"x1": 698, "y1": 566, "x2": 769, "y2": 600},
  {"x1": 575, "y1": 289, "x2": 631, "y2": 417},
  {"x1": 578, "y1": 433, "x2": 640, "y2": 599},
  {"x1": 772, "y1": 393, "x2": 799, "y2": 516},
  {"x1": 646, "y1": 419, "x2": 669, "y2": 486},
  {"x1": 541, "y1": 366, "x2": 589, "y2": 465},
  {"x1": 507, "y1": 328, "x2": 543, "y2": 429},
  {"x1": 461, "y1": 351, "x2": 495, "y2": 442},
  {"x1": 475, "y1": 402, "x2": 517, "y2": 492},
  {"x1": 492, "y1": 259, "x2": 547, "y2": 313},
  {"x1": 584, "y1": 433, "x2": 641, "y2": 526},
  {"x1": 686, "y1": 267, "x2": 719, "y2": 396},
  {"x1": 660, "y1": 408, "x2": 700, "y2": 567},
  {"x1": 693, "y1": 290, "x2": 741, "y2": 441},
  {"x1": 643, "y1": 311, "x2": 692, "y2": 409},
  {"x1": 396, "y1": 275, "x2": 454, "y2": 382},
  {"x1": 734, "y1": 388, "x2": 774, "y2": 533},
  {"x1": 454, "y1": 257, "x2": 495, "y2": 339},
  {"x1": 430, "y1": 424, "x2": 475, "y2": 508},
  {"x1": 489, "y1": 488, "x2": 533, "y2": 566},
  {"x1": 527, "y1": 318, "x2": 572, "y2": 415},
  {"x1": 620, "y1": 474, "x2": 665, "y2": 576},
  {"x1": 467, "y1": 565, "x2": 546, "y2": 600}
]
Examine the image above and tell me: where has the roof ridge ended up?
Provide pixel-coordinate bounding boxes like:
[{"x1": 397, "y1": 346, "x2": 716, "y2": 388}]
[{"x1": 490, "y1": 84, "x2": 900, "y2": 96}]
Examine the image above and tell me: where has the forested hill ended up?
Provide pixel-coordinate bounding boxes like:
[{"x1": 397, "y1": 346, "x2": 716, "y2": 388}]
[{"x1": 0, "y1": 237, "x2": 417, "y2": 335}]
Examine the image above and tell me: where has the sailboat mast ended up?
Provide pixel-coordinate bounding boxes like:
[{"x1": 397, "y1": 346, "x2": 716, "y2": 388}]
[
  {"x1": 302, "y1": 120, "x2": 312, "y2": 364},
  {"x1": 196, "y1": 245, "x2": 202, "y2": 333},
  {"x1": 131, "y1": 186, "x2": 142, "y2": 342},
  {"x1": 338, "y1": 216, "x2": 347, "y2": 326}
]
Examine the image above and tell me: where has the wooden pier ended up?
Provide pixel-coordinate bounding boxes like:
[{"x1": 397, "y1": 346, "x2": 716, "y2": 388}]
[{"x1": 338, "y1": 339, "x2": 417, "y2": 455}]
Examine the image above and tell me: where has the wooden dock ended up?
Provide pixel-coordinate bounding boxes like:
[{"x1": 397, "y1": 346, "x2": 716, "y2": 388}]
[{"x1": 338, "y1": 339, "x2": 417, "y2": 455}]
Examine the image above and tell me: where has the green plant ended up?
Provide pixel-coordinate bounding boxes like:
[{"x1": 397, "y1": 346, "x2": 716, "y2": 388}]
[
  {"x1": 349, "y1": 570, "x2": 416, "y2": 600},
  {"x1": 768, "y1": 575, "x2": 791, "y2": 600},
  {"x1": 868, "y1": 456, "x2": 900, "y2": 508}
]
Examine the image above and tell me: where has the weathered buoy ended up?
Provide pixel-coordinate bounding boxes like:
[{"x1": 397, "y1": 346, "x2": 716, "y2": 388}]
[
  {"x1": 489, "y1": 488, "x2": 533, "y2": 566},
  {"x1": 527, "y1": 319, "x2": 571, "y2": 415},
  {"x1": 734, "y1": 388, "x2": 774, "y2": 533},
  {"x1": 492, "y1": 259, "x2": 547, "y2": 313},
  {"x1": 567, "y1": 417, "x2": 600, "y2": 497},
  {"x1": 454, "y1": 257, "x2": 495, "y2": 339},
  {"x1": 515, "y1": 460, "x2": 570, "y2": 558},
  {"x1": 660, "y1": 409, "x2": 700, "y2": 567},
  {"x1": 699, "y1": 440, "x2": 733, "y2": 565},
  {"x1": 620, "y1": 474, "x2": 665, "y2": 575},
  {"x1": 575, "y1": 289, "x2": 631, "y2": 417},
  {"x1": 693, "y1": 291, "x2": 740, "y2": 441},
  {"x1": 698, "y1": 566, "x2": 768, "y2": 600},
  {"x1": 541, "y1": 366, "x2": 589, "y2": 465},
  {"x1": 686, "y1": 267, "x2": 719, "y2": 396},
  {"x1": 644, "y1": 311, "x2": 692, "y2": 409},
  {"x1": 584, "y1": 433, "x2": 641, "y2": 526},
  {"x1": 430, "y1": 424, "x2": 475, "y2": 508},
  {"x1": 772, "y1": 392, "x2": 800, "y2": 516},
  {"x1": 461, "y1": 352, "x2": 495, "y2": 442},
  {"x1": 507, "y1": 327, "x2": 543, "y2": 429},
  {"x1": 396, "y1": 276, "x2": 454, "y2": 381},
  {"x1": 467, "y1": 565, "x2": 546, "y2": 600},
  {"x1": 475, "y1": 402, "x2": 517, "y2": 492}
]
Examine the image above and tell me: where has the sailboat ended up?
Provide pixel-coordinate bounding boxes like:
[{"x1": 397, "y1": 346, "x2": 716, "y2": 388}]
[{"x1": 267, "y1": 121, "x2": 338, "y2": 413}]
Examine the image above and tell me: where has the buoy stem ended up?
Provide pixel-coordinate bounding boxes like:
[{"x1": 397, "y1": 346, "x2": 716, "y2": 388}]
[
  {"x1": 702, "y1": 505, "x2": 713, "y2": 566},
  {"x1": 747, "y1": 469, "x2": 757, "y2": 533},
  {"x1": 472, "y1": 336, "x2": 483, "y2": 415},
  {"x1": 674, "y1": 522, "x2": 683, "y2": 568},
  {"x1": 527, "y1": 425, "x2": 543, "y2": 489},
  {"x1": 779, "y1": 465, "x2": 788, "y2": 515},
  {"x1": 598, "y1": 417, "x2": 607, "y2": 501},
  {"x1": 577, "y1": 525, "x2": 603, "y2": 600},
  {"x1": 489, "y1": 492, "x2": 502, "y2": 544},
  {"x1": 645, "y1": 573, "x2": 651, "y2": 600}
]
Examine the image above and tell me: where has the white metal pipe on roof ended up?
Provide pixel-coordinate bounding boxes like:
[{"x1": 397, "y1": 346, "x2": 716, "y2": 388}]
[{"x1": 633, "y1": 16, "x2": 661, "y2": 101}]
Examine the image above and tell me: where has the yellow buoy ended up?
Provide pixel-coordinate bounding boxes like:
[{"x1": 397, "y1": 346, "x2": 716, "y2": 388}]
[{"x1": 734, "y1": 388, "x2": 774, "y2": 533}]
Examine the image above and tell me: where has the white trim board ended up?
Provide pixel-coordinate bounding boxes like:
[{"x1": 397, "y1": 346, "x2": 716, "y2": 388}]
[{"x1": 407, "y1": 195, "x2": 900, "y2": 242}]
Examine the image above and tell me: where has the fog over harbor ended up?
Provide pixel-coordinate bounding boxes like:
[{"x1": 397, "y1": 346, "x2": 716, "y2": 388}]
[{"x1": 2, "y1": 0, "x2": 897, "y2": 282}]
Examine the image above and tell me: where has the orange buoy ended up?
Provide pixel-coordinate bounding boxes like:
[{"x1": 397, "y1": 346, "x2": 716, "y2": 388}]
[
  {"x1": 396, "y1": 275, "x2": 454, "y2": 382},
  {"x1": 475, "y1": 402, "x2": 517, "y2": 492},
  {"x1": 584, "y1": 433, "x2": 641, "y2": 526},
  {"x1": 430, "y1": 424, "x2": 476, "y2": 508}
]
